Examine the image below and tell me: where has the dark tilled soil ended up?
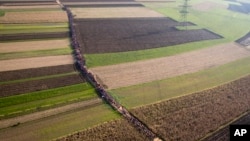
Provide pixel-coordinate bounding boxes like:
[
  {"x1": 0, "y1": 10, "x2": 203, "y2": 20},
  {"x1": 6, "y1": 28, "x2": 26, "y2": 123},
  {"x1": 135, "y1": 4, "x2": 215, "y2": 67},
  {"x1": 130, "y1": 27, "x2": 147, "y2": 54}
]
[
  {"x1": 0, "y1": 74, "x2": 85, "y2": 97},
  {"x1": 57, "y1": 119, "x2": 151, "y2": 141},
  {"x1": 131, "y1": 75, "x2": 250, "y2": 141},
  {"x1": 0, "y1": 32, "x2": 69, "y2": 41},
  {"x1": 203, "y1": 113, "x2": 250, "y2": 141},
  {"x1": 75, "y1": 18, "x2": 222, "y2": 54},
  {"x1": 0, "y1": 64, "x2": 75, "y2": 82},
  {"x1": 228, "y1": 2, "x2": 250, "y2": 14},
  {"x1": 236, "y1": 31, "x2": 250, "y2": 46}
]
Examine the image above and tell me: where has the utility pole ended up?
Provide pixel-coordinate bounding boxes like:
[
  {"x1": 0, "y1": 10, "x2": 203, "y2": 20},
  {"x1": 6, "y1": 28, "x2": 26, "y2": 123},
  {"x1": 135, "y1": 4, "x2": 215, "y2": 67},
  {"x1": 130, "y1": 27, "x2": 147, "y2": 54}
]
[{"x1": 179, "y1": 0, "x2": 190, "y2": 30}]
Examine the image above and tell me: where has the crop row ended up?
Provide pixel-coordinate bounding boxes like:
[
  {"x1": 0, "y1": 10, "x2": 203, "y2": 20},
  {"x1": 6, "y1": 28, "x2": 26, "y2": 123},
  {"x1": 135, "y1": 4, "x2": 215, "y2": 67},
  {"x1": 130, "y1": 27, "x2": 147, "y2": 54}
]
[
  {"x1": 0, "y1": 83, "x2": 96, "y2": 118},
  {"x1": 131, "y1": 75, "x2": 250, "y2": 141},
  {"x1": 0, "y1": 73, "x2": 84, "y2": 97},
  {"x1": 0, "y1": 31, "x2": 69, "y2": 41},
  {"x1": 57, "y1": 119, "x2": 150, "y2": 141},
  {"x1": 0, "y1": 64, "x2": 74, "y2": 82}
]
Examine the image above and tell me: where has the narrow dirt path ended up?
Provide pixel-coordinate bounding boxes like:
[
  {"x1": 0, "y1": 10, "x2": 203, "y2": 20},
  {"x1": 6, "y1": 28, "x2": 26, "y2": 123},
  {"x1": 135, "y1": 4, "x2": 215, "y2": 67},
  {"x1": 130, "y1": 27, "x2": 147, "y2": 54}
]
[{"x1": 90, "y1": 42, "x2": 250, "y2": 89}]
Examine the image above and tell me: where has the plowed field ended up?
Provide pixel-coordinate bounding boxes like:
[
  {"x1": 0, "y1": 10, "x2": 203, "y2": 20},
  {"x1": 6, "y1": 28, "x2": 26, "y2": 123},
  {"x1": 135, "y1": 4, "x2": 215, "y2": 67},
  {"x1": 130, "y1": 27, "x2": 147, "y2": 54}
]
[
  {"x1": 90, "y1": 43, "x2": 250, "y2": 89},
  {"x1": 131, "y1": 75, "x2": 250, "y2": 141},
  {"x1": 76, "y1": 18, "x2": 221, "y2": 54},
  {"x1": 57, "y1": 119, "x2": 150, "y2": 141},
  {"x1": 0, "y1": 64, "x2": 74, "y2": 81},
  {"x1": 0, "y1": 74, "x2": 84, "y2": 97}
]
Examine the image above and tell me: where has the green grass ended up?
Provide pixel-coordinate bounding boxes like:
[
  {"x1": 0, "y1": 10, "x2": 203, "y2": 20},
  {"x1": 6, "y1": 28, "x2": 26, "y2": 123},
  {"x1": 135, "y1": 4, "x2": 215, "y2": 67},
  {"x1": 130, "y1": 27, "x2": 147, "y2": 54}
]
[
  {"x1": 0, "y1": 10, "x2": 5, "y2": 17},
  {"x1": 0, "y1": 23, "x2": 69, "y2": 34},
  {"x1": 0, "y1": 83, "x2": 97, "y2": 117},
  {"x1": 86, "y1": 39, "x2": 225, "y2": 68},
  {"x1": 109, "y1": 56, "x2": 250, "y2": 108},
  {"x1": 0, "y1": 48, "x2": 72, "y2": 60},
  {"x1": 0, "y1": 104, "x2": 120, "y2": 141},
  {"x1": 85, "y1": 0, "x2": 250, "y2": 68}
]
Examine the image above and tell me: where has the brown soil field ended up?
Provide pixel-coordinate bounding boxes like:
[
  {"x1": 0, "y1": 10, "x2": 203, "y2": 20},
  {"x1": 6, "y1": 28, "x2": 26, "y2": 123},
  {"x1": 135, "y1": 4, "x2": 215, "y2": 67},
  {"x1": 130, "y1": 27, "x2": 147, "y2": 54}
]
[
  {"x1": 0, "y1": 11, "x2": 68, "y2": 23},
  {"x1": 0, "y1": 64, "x2": 74, "y2": 82},
  {"x1": 71, "y1": 7, "x2": 165, "y2": 19},
  {"x1": 0, "y1": 39, "x2": 70, "y2": 53},
  {"x1": 203, "y1": 112, "x2": 250, "y2": 141},
  {"x1": 0, "y1": 32, "x2": 69, "y2": 41},
  {"x1": 0, "y1": 55, "x2": 74, "y2": 72},
  {"x1": 90, "y1": 43, "x2": 250, "y2": 89},
  {"x1": 193, "y1": 1, "x2": 227, "y2": 12},
  {"x1": 131, "y1": 75, "x2": 250, "y2": 141},
  {"x1": 236, "y1": 31, "x2": 250, "y2": 47},
  {"x1": 57, "y1": 119, "x2": 151, "y2": 141},
  {"x1": 0, "y1": 5, "x2": 60, "y2": 9},
  {"x1": 0, "y1": 74, "x2": 84, "y2": 97},
  {"x1": 75, "y1": 17, "x2": 220, "y2": 53},
  {"x1": 0, "y1": 98, "x2": 101, "y2": 129}
]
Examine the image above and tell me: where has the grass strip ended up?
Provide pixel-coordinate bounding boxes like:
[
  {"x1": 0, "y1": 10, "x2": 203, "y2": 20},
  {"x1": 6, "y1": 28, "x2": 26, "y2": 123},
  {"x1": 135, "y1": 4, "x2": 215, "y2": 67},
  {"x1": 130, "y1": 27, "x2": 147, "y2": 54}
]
[
  {"x1": 86, "y1": 39, "x2": 225, "y2": 68},
  {"x1": 0, "y1": 10, "x2": 4, "y2": 17},
  {"x1": 0, "y1": 83, "x2": 93, "y2": 108},
  {"x1": 0, "y1": 89, "x2": 97, "y2": 117},
  {"x1": 109, "y1": 56, "x2": 250, "y2": 108},
  {"x1": 0, "y1": 23, "x2": 69, "y2": 34},
  {"x1": 0, "y1": 48, "x2": 72, "y2": 60},
  {"x1": 0, "y1": 72, "x2": 77, "y2": 85}
]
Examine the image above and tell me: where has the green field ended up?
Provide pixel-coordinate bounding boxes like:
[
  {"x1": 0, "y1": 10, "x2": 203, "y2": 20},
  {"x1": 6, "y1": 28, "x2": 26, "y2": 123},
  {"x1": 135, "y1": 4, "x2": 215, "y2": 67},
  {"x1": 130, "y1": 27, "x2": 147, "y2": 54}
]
[
  {"x1": 0, "y1": 23, "x2": 69, "y2": 34},
  {"x1": 85, "y1": 0, "x2": 250, "y2": 68},
  {"x1": 0, "y1": 104, "x2": 120, "y2": 141},
  {"x1": 109, "y1": 56, "x2": 250, "y2": 108},
  {"x1": 0, "y1": 10, "x2": 4, "y2": 17},
  {"x1": 0, "y1": 83, "x2": 97, "y2": 118},
  {"x1": 0, "y1": 48, "x2": 71, "y2": 60}
]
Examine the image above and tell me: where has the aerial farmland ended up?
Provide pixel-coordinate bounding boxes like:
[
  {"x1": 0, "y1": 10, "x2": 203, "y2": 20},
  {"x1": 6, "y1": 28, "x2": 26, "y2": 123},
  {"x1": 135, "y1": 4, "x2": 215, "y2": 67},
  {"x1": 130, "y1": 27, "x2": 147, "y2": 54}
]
[{"x1": 0, "y1": 0, "x2": 250, "y2": 141}]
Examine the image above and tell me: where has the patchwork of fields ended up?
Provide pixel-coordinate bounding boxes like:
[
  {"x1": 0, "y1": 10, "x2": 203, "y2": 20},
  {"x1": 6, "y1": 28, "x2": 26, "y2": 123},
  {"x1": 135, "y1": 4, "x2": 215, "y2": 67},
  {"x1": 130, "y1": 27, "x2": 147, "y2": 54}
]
[{"x1": 0, "y1": 0, "x2": 250, "y2": 140}]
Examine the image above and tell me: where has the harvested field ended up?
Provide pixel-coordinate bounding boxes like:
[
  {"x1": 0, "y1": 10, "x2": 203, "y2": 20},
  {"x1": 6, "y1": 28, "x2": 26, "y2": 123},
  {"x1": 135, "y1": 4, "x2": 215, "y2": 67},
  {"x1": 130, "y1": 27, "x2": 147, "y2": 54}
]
[
  {"x1": 0, "y1": 74, "x2": 84, "y2": 97},
  {"x1": 0, "y1": 98, "x2": 101, "y2": 129},
  {"x1": 193, "y1": 1, "x2": 227, "y2": 12},
  {"x1": 0, "y1": 64, "x2": 74, "y2": 82},
  {"x1": 131, "y1": 75, "x2": 250, "y2": 141},
  {"x1": 57, "y1": 119, "x2": 150, "y2": 141},
  {"x1": 0, "y1": 11, "x2": 68, "y2": 23},
  {"x1": 0, "y1": 55, "x2": 74, "y2": 72},
  {"x1": 71, "y1": 7, "x2": 165, "y2": 19},
  {"x1": 0, "y1": 104, "x2": 119, "y2": 141},
  {"x1": 203, "y1": 112, "x2": 250, "y2": 141},
  {"x1": 90, "y1": 42, "x2": 250, "y2": 89},
  {"x1": 0, "y1": 39, "x2": 70, "y2": 53},
  {"x1": 76, "y1": 17, "x2": 221, "y2": 53},
  {"x1": 0, "y1": 32, "x2": 69, "y2": 41}
]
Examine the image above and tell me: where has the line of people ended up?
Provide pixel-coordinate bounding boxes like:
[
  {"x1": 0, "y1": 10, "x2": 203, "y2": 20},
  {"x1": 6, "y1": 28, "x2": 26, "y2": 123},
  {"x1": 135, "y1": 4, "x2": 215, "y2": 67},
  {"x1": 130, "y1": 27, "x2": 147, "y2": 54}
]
[{"x1": 64, "y1": 5, "x2": 160, "y2": 141}]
